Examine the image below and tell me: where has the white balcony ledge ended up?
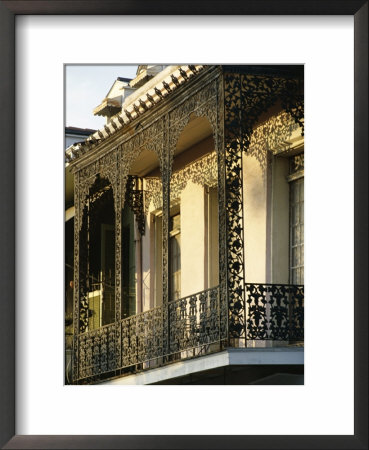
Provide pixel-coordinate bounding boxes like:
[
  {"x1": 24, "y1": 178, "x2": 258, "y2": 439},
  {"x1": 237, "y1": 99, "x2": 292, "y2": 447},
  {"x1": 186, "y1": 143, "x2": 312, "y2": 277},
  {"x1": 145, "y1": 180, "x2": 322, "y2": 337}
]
[{"x1": 102, "y1": 347, "x2": 304, "y2": 385}]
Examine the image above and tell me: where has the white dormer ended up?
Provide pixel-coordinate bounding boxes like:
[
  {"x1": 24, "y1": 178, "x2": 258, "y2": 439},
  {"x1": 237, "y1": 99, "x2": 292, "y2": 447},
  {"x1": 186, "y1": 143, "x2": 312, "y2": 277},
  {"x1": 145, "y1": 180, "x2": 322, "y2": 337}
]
[
  {"x1": 130, "y1": 65, "x2": 167, "y2": 89},
  {"x1": 93, "y1": 77, "x2": 136, "y2": 123}
]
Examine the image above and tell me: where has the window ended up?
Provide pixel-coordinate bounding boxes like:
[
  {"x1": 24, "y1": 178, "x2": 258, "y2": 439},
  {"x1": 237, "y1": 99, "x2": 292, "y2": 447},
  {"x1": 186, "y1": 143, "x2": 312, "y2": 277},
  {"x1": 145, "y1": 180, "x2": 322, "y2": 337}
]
[
  {"x1": 205, "y1": 186, "x2": 219, "y2": 288},
  {"x1": 169, "y1": 213, "x2": 181, "y2": 301},
  {"x1": 288, "y1": 154, "x2": 304, "y2": 284},
  {"x1": 153, "y1": 213, "x2": 163, "y2": 307}
]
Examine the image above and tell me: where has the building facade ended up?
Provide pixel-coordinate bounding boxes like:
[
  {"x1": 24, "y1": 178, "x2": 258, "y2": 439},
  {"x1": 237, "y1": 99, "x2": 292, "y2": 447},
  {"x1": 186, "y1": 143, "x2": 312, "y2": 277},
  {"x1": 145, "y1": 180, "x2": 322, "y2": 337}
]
[{"x1": 65, "y1": 65, "x2": 304, "y2": 385}]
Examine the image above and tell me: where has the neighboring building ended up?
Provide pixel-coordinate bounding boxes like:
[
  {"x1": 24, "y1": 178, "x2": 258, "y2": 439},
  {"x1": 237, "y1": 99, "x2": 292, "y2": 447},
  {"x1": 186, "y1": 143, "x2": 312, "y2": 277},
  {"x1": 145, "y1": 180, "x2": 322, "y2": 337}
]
[
  {"x1": 65, "y1": 126, "x2": 97, "y2": 149},
  {"x1": 65, "y1": 65, "x2": 304, "y2": 385}
]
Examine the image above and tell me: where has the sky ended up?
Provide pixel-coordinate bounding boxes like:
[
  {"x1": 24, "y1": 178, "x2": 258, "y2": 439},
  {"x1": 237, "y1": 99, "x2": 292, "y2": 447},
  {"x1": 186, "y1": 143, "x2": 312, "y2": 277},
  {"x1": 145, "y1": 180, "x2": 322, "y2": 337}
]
[{"x1": 65, "y1": 65, "x2": 138, "y2": 130}]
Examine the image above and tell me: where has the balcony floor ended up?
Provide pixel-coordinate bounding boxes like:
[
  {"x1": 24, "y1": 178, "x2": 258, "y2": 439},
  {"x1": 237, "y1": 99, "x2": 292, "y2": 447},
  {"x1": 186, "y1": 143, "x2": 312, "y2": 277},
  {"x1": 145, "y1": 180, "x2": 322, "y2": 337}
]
[{"x1": 101, "y1": 347, "x2": 304, "y2": 385}]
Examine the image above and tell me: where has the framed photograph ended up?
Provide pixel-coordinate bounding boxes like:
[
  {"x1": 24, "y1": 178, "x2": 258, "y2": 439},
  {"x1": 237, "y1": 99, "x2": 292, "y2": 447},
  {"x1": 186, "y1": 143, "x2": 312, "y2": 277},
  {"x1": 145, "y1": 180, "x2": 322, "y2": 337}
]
[{"x1": 0, "y1": 1, "x2": 367, "y2": 449}]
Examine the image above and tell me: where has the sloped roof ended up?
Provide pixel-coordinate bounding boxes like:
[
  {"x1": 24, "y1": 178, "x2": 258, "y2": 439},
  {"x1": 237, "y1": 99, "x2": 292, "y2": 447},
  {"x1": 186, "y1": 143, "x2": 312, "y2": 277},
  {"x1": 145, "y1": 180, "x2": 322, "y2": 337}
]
[{"x1": 66, "y1": 65, "x2": 204, "y2": 163}]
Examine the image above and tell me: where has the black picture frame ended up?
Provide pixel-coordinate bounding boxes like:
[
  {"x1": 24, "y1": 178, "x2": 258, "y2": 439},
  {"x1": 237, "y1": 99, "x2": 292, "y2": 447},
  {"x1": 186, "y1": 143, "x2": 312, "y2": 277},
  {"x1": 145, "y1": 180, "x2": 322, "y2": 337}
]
[{"x1": 0, "y1": 1, "x2": 367, "y2": 449}]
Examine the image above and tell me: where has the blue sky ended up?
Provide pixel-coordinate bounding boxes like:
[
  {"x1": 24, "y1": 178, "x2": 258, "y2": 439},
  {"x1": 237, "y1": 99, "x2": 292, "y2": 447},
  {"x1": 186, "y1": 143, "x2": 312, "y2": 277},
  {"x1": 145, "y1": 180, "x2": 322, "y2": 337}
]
[{"x1": 65, "y1": 65, "x2": 138, "y2": 130}]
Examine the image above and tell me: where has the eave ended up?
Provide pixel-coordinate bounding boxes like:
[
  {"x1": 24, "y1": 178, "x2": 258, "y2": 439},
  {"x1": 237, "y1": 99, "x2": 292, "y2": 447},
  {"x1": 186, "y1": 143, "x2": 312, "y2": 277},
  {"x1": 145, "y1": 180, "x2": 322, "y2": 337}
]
[
  {"x1": 93, "y1": 98, "x2": 121, "y2": 117},
  {"x1": 66, "y1": 65, "x2": 204, "y2": 165}
]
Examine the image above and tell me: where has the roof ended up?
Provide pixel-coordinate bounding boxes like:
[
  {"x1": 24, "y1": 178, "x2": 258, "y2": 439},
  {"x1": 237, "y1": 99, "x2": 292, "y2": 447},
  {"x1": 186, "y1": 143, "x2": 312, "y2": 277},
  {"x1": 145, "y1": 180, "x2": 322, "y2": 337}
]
[
  {"x1": 93, "y1": 98, "x2": 121, "y2": 117},
  {"x1": 65, "y1": 126, "x2": 96, "y2": 136},
  {"x1": 117, "y1": 77, "x2": 132, "y2": 83},
  {"x1": 66, "y1": 65, "x2": 204, "y2": 163}
]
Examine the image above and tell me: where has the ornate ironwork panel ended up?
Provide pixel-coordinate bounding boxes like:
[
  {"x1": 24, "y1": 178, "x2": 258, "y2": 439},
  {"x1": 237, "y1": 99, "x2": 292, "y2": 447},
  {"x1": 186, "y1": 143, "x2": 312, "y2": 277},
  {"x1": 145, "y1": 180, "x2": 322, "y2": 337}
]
[
  {"x1": 125, "y1": 175, "x2": 145, "y2": 235},
  {"x1": 144, "y1": 177, "x2": 162, "y2": 214},
  {"x1": 168, "y1": 286, "x2": 220, "y2": 354},
  {"x1": 144, "y1": 152, "x2": 217, "y2": 214},
  {"x1": 72, "y1": 171, "x2": 81, "y2": 381},
  {"x1": 77, "y1": 323, "x2": 116, "y2": 380},
  {"x1": 121, "y1": 306, "x2": 164, "y2": 368},
  {"x1": 215, "y1": 74, "x2": 228, "y2": 343},
  {"x1": 168, "y1": 79, "x2": 218, "y2": 154},
  {"x1": 77, "y1": 150, "x2": 119, "y2": 232},
  {"x1": 114, "y1": 152, "x2": 122, "y2": 367},
  {"x1": 245, "y1": 283, "x2": 304, "y2": 341},
  {"x1": 119, "y1": 118, "x2": 165, "y2": 205},
  {"x1": 223, "y1": 72, "x2": 246, "y2": 339}
]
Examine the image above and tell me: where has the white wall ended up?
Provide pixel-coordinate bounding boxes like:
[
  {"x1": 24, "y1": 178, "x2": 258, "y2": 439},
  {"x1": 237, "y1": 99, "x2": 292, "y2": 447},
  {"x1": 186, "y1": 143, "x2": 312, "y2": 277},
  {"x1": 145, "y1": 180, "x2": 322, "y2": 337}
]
[
  {"x1": 243, "y1": 153, "x2": 268, "y2": 284},
  {"x1": 180, "y1": 181, "x2": 205, "y2": 297},
  {"x1": 65, "y1": 133, "x2": 86, "y2": 149}
]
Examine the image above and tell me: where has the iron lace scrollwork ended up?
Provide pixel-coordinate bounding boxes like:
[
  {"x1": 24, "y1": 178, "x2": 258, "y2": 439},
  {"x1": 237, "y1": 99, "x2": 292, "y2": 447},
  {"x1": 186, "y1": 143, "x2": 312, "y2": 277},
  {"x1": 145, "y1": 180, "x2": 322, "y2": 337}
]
[
  {"x1": 223, "y1": 70, "x2": 304, "y2": 341},
  {"x1": 245, "y1": 283, "x2": 304, "y2": 341},
  {"x1": 224, "y1": 72, "x2": 246, "y2": 339},
  {"x1": 168, "y1": 286, "x2": 220, "y2": 355},
  {"x1": 125, "y1": 175, "x2": 145, "y2": 235}
]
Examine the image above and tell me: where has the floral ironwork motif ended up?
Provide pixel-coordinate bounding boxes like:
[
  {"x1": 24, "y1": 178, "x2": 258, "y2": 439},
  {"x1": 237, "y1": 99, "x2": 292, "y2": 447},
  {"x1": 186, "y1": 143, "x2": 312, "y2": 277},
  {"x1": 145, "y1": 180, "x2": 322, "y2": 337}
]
[
  {"x1": 170, "y1": 152, "x2": 218, "y2": 202},
  {"x1": 168, "y1": 287, "x2": 220, "y2": 355},
  {"x1": 78, "y1": 324, "x2": 116, "y2": 380},
  {"x1": 144, "y1": 177, "x2": 162, "y2": 214},
  {"x1": 114, "y1": 154, "x2": 122, "y2": 367},
  {"x1": 223, "y1": 72, "x2": 246, "y2": 339},
  {"x1": 121, "y1": 306, "x2": 164, "y2": 368},
  {"x1": 144, "y1": 152, "x2": 218, "y2": 213},
  {"x1": 245, "y1": 283, "x2": 304, "y2": 341},
  {"x1": 125, "y1": 175, "x2": 145, "y2": 235}
]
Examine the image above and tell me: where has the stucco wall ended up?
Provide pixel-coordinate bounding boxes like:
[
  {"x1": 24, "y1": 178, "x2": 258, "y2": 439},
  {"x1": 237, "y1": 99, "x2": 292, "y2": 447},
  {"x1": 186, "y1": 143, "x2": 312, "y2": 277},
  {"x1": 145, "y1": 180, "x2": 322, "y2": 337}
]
[
  {"x1": 243, "y1": 153, "x2": 268, "y2": 284},
  {"x1": 180, "y1": 181, "x2": 206, "y2": 297}
]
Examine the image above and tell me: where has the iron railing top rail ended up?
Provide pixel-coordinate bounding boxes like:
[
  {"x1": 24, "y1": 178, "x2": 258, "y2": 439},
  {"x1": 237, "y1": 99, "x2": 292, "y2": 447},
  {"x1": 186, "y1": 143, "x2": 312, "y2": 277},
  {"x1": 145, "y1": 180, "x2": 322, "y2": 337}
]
[
  {"x1": 246, "y1": 282, "x2": 304, "y2": 288},
  {"x1": 120, "y1": 304, "x2": 163, "y2": 323},
  {"x1": 77, "y1": 319, "x2": 116, "y2": 336},
  {"x1": 168, "y1": 285, "x2": 220, "y2": 305}
]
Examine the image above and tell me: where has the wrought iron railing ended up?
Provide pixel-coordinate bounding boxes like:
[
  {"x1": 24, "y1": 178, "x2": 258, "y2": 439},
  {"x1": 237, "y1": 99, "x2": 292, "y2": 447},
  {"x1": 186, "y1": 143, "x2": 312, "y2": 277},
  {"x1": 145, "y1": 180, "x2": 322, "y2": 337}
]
[
  {"x1": 168, "y1": 286, "x2": 220, "y2": 355},
  {"x1": 245, "y1": 283, "x2": 304, "y2": 341},
  {"x1": 121, "y1": 306, "x2": 164, "y2": 367},
  {"x1": 75, "y1": 283, "x2": 303, "y2": 382},
  {"x1": 78, "y1": 322, "x2": 116, "y2": 379}
]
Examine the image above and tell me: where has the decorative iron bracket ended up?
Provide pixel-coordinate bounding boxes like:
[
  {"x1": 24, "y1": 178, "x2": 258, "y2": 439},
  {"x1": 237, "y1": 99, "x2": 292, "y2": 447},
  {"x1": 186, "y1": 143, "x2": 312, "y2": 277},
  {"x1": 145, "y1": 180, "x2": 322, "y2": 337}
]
[{"x1": 125, "y1": 175, "x2": 145, "y2": 235}]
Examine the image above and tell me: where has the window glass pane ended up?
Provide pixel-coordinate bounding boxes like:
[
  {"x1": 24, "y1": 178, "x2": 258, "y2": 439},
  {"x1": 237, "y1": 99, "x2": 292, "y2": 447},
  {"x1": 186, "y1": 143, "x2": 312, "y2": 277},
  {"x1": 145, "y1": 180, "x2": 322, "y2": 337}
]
[
  {"x1": 289, "y1": 163, "x2": 304, "y2": 285},
  {"x1": 169, "y1": 213, "x2": 181, "y2": 301}
]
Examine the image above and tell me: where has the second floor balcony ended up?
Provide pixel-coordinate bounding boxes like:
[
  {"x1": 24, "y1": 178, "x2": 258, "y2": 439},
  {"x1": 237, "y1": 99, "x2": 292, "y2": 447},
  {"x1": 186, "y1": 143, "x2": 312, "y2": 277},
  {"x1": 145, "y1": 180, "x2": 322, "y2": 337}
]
[
  {"x1": 65, "y1": 65, "x2": 304, "y2": 384},
  {"x1": 72, "y1": 282, "x2": 303, "y2": 383}
]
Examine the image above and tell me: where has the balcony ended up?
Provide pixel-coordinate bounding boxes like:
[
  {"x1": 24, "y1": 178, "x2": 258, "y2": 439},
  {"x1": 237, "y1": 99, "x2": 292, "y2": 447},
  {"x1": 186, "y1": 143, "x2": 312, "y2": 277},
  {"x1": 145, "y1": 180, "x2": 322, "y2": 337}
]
[{"x1": 75, "y1": 283, "x2": 304, "y2": 383}]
